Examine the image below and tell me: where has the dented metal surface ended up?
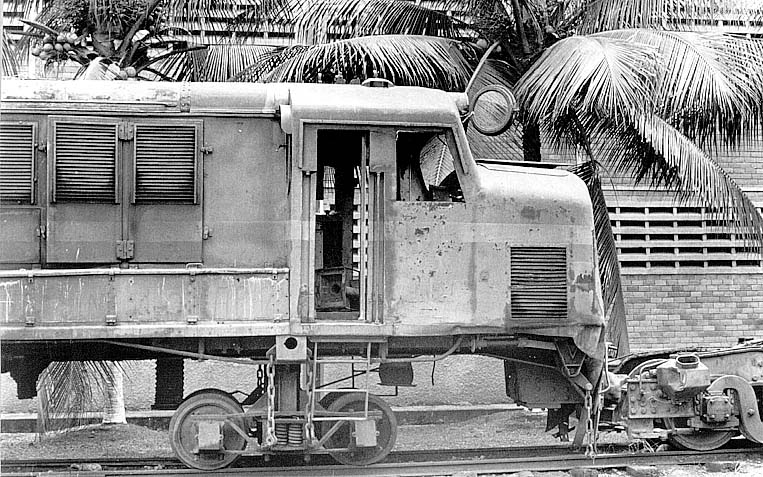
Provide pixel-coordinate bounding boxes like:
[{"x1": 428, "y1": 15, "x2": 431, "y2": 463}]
[
  {"x1": 384, "y1": 162, "x2": 604, "y2": 357},
  {"x1": 0, "y1": 80, "x2": 287, "y2": 115},
  {"x1": 0, "y1": 269, "x2": 288, "y2": 339}
]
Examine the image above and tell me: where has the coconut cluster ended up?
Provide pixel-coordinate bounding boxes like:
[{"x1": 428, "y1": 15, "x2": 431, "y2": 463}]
[
  {"x1": 106, "y1": 63, "x2": 138, "y2": 80},
  {"x1": 32, "y1": 29, "x2": 81, "y2": 62}
]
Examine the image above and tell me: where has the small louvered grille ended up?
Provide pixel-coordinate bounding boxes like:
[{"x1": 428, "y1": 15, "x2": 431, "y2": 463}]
[
  {"x1": 135, "y1": 124, "x2": 196, "y2": 202},
  {"x1": 511, "y1": 247, "x2": 568, "y2": 320},
  {"x1": 54, "y1": 122, "x2": 117, "y2": 202},
  {"x1": 0, "y1": 123, "x2": 35, "y2": 202}
]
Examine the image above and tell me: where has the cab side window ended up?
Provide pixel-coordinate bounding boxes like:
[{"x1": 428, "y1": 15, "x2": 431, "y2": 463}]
[{"x1": 396, "y1": 130, "x2": 463, "y2": 202}]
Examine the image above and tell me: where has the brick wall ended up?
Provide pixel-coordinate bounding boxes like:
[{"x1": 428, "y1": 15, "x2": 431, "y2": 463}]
[
  {"x1": 622, "y1": 270, "x2": 763, "y2": 351},
  {"x1": 714, "y1": 137, "x2": 763, "y2": 190},
  {"x1": 601, "y1": 130, "x2": 763, "y2": 352}
]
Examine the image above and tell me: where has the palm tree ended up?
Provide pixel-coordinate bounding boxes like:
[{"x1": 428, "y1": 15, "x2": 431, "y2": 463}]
[
  {"x1": 35, "y1": 361, "x2": 126, "y2": 432},
  {"x1": 8, "y1": 0, "x2": 289, "y2": 79}
]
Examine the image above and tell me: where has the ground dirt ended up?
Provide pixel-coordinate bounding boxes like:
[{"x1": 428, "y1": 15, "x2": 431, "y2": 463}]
[{"x1": 1, "y1": 411, "x2": 761, "y2": 476}]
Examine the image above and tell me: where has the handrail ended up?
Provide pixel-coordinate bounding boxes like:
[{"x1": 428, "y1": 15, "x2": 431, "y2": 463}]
[{"x1": 0, "y1": 267, "x2": 289, "y2": 279}]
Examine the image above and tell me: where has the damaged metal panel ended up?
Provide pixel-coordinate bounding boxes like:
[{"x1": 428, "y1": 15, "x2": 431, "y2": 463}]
[
  {"x1": 0, "y1": 269, "x2": 288, "y2": 335},
  {"x1": 385, "y1": 161, "x2": 605, "y2": 358},
  {"x1": 206, "y1": 273, "x2": 289, "y2": 322},
  {"x1": 385, "y1": 201, "x2": 475, "y2": 325},
  {"x1": 385, "y1": 203, "x2": 583, "y2": 329}
]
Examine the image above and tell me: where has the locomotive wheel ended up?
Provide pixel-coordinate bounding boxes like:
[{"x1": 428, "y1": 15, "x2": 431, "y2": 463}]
[
  {"x1": 319, "y1": 391, "x2": 344, "y2": 409},
  {"x1": 169, "y1": 389, "x2": 247, "y2": 470},
  {"x1": 663, "y1": 418, "x2": 735, "y2": 451},
  {"x1": 324, "y1": 393, "x2": 397, "y2": 466}
]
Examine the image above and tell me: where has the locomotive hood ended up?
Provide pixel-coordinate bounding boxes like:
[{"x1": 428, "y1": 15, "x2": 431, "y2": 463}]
[{"x1": 472, "y1": 161, "x2": 607, "y2": 359}]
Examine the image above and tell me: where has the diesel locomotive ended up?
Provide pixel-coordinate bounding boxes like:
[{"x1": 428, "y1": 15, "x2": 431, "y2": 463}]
[{"x1": 1, "y1": 79, "x2": 761, "y2": 468}]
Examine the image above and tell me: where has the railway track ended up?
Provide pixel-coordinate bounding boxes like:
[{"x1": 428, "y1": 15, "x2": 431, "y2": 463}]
[{"x1": 3, "y1": 445, "x2": 762, "y2": 476}]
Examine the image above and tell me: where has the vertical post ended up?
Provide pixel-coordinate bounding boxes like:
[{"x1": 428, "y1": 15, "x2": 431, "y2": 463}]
[
  {"x1": 300, "y1": 171, "x2": 316, "y2": 322},
  {"x1": 359, "y1": 136, "x2": 369, "y2": 320},
  {"x1": 153, "y1": 358, "x2": 185, "y2": 410}
]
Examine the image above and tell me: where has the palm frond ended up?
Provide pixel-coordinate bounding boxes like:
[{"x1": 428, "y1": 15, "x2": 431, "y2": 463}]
[
  {"x1": 293, "y1": 0, "x2": 466, "y2": 45},
  {"x1": 596, "y1": 29, "x2": 762, "y2": 146},
  {"x1": 570, "y1": 159, "x2": 630, "y2": 357},
  {"x1": 515, "y1": 34, "x2": 660, "y2": 128},
  {"x1": 579, "y1": 0, "x2": 763, "y2": 34},
  {"x1": 168, "y1": 0, "x2": 293, "y2": 35},
  {"x1": 228, "y1": 44, "x2": 304, "y2": 81},
  {"x1": 7, "y1": 0, "x2": 50, "y2": 22},
  {"x1": 518, "y1": 29, "x2": 763, "y2": 148},
  {"x1": 196, "y1": 44, "x2": 277, "y2": 80},
  {"x1": 232, "y1": 35, "x2": 475, "y2": 91},
  {"x1": 150, "y1": 43, "x2": 276, "y2": 81},
  {"x1": 572, "y1": 110, "x2": 763, "y2": 253},
  {"x1": 36, "y1": 361, "x2": 127, "y2": 433},
  {"x1": 2, "y1": 30, "x2": 19, "y2": 77}
]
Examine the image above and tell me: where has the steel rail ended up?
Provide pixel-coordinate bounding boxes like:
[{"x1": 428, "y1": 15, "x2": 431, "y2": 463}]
[
  {"x1": 0, "y1": 445, "x2": 569, "y2": 471},
  {"x1": 2, "y1": 446, "x2": 761, "y2": 477}
]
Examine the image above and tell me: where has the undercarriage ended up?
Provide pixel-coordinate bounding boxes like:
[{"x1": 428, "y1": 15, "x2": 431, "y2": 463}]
[
  {"x1": 602, "y1": 340, "x2": 763, "y2": 452},
  {"x1": 2, "y1": 333, "x2": 597, "y2": 469},
  {"x1": 9, "y1": 335, "x2": 763, "y2": 467}
]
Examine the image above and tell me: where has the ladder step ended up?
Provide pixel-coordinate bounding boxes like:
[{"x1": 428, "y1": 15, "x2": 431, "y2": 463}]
[
  {"x1": 310, "y1": 337, "x2": 387, "y2": 343},
  {"x1": 314, "y1": 359, "x2": 372, "y2": 364},
  {"x1": 316, "y1": 388, "x2": 369, "y2": 394}
]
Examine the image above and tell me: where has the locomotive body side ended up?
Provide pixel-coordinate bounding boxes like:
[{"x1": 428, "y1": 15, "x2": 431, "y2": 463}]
[
  {"x1": 0, "y1": 80, "x2": 604, "y2": 351},
  {"x1": 1, "y1": 80, "x2": 608, "y2": 467},
  {"x1": 0, "y1": 81, "x2": 292, "y2": 342}
]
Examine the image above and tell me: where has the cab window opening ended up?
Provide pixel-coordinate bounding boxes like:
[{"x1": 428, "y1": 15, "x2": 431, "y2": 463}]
[{"x1": 396, "y1": 130, "x2": 464, "y2": 202}]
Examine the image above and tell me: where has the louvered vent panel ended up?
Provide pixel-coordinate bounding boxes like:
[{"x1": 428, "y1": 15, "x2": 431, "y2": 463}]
[
  {"x1": 511, "y1": 247, "x2": 568, "y2": 320},
  {"x1": 135, "y1": 124, "x2": 196, "y2": 202},
  {"x1": 55, "y1": 122, "x2": 117, "y2": 202},
  {"x1": 0, "y1": 123, "x2": 35, "y2": 202}
]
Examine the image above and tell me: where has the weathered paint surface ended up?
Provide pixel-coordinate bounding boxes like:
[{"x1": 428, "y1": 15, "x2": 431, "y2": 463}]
[
  {"x1": 384, "y1": 162, "x2": 604, "y2": 357},
  {"x1": 0, "y1": 271, "x2": 288, "y2": 333}
]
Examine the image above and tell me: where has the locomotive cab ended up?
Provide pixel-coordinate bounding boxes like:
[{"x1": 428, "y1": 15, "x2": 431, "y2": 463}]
[
  {"x1": 281, "y1": 85, "x2": 607, "y2": 441},
  {"x1": 282, "y1": 85, "x2": 604, "y2": 341}
]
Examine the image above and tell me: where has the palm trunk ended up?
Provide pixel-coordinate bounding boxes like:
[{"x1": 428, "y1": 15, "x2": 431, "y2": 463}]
[
  {"x1": 522, "y1": 120, "x2": 541, "y2": 161},
  {"x1": 102, "y1": 363, "x2": 126, "y2": 424},
  {"x1": 509, "y1": 0, "x2": 531, "y2": 54}
]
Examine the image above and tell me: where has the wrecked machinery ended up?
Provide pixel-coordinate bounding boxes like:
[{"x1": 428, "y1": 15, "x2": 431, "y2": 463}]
[{"x1": 0, "y1": 79, "x2": 760, "y2": 469}]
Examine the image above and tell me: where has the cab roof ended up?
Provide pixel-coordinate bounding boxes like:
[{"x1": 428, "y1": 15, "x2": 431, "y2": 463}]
[{"x1": 0, "y1": 80, "x2": 467, "y2": 127}]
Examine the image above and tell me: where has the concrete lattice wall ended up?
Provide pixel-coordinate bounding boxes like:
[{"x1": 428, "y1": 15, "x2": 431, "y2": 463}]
[{"x1": 603, "y1": 134, "x2": 763, "y2": 351}]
